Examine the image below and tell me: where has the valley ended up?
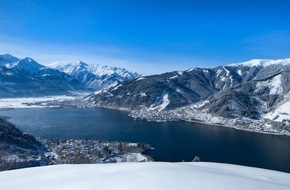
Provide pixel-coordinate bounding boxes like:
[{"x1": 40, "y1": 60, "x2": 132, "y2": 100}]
[
  {"x1": 1, "y1": 53, "x2": 290, "y2": 173},
  {"x1": 1, "y1": 54, "x2": 290, "y2": 136},
  {"x1": 1, "y1": 1, "x2": 290, "y2": 188},
  {"x1": 1, "y1": 108, "x2": 290, "y2": 173}
]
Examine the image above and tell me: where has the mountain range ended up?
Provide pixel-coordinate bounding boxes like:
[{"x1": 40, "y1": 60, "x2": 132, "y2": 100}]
[
  {"x1": 87, "y1": 58, "x2": 290, "y2": 135},
  {"x1": 53, "y1": 61, "x2": 140, "y2": 90},
  {"x1": 1, "y1": 53, "x2": 289, "y2": 134},
  {"x1": 0, "y1": 54, "x2": 140, "y2": 97}
]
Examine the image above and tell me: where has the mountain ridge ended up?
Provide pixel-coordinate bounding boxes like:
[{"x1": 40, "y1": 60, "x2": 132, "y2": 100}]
[
  {"x1": 54, "y1": 60, "x2": 140, "y2": 90},
  {"x1": 0, "y1": 54, "x2": 140, "y2": 97},
  {"x1": 87, "y1": 57, "x2": 290, "y2": 135},
  {"x1": 0, "y1": 55, "x2": 82, "y2": 97},
  {"x1": 229, "y1": 58, "x2": 290, "y2": 67}
]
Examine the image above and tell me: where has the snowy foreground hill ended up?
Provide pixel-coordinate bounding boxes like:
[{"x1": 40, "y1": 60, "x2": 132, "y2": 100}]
[{"x1": 1, "y1": 162, "x2": 290, "y2": 190}]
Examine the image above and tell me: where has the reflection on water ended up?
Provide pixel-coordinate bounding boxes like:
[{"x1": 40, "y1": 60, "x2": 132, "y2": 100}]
[{"x1": 1, "y1": 108, "x2": 290, "y2": 173}]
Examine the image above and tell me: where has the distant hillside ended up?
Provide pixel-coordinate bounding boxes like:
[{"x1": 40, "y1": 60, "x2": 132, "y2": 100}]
[{"x1": 87, "y1": 58, "x2": 290, "y2": 135}]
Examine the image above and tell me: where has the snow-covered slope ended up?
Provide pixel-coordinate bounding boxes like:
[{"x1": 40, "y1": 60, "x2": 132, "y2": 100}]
[
  {"x1": 264, "y1": 101, "x2": 290, "y2": 122},
  {"x1": 0, "y1": 162, "x2": 289, "y2": 190},
  {"x1": 229, "y1": 58, "x2": 290, "y2": 67},
  {"x1": 54, "y1": 61, "x2": 140, "y2": 90},
  {"x1": 264, "y1": 90, "x2": 290, "y2": 122}
]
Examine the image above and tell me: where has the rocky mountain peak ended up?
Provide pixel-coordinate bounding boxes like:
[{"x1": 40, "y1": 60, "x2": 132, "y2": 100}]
[
  {"x1": 0, "y1": 54, "x2": 20, "y2": 67},
  {"x1": 54, "y1": 61, "x2": 140, "y2": 90}
]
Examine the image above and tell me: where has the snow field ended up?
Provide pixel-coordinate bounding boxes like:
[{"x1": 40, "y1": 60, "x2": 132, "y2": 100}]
[
  {"x1": 0, "y1": 96, "x2": 76, "y2": 108},
  {"x1": 0, "y1": 162, "x2": 289, "y2": 190}
]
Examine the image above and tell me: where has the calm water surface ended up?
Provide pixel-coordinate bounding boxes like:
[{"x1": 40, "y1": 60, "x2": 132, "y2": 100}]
[{"x1": 1, "y1": 108, "x2": 290, "y2": 173}]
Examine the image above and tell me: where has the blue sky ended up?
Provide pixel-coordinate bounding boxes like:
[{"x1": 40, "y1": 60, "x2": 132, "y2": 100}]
[{"x1": 0, "y1": 0, "x2": 290, "y2": 75}]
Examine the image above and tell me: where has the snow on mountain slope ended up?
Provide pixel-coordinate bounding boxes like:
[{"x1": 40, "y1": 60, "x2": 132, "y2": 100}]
[
  {"x1": 264, "y1": 101, "x2": 290, "y2": 122},
  {"x1": 255, "y1": 74, "x2": 284, "y2": 95},
  {"x1": 229, "y1": 58, "x2": 290, "y2": 67},
  {"x1": 54, "y1": 61, "x2": 140, "y2": 90},
  {"x1": 0, "y1": 162, "x2": 289, "y2": 190},
  {"x1": 147, "y1": 92, "x2": 170, "y2": 111},
  {"x1": 264, "y1": 90, "x2": 290, "y2": 122}
]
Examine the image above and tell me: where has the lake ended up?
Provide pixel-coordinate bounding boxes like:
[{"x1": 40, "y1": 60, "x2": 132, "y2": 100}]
[{"x1": 1, "y1": 108, "x2": 290, "y2": 173}]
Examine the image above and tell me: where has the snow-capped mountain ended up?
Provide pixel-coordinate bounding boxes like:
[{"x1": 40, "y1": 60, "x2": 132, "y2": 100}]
[
  {"x1": 0, "y1": 54, "x2": 82, "y2": 97},
  {"x1": 87, "y1": 58, "x2": 290, "y2": 135},
  {"x1": 229, "y1": 58, "x2": 290, "y2": 68},
  {"x1": 0, "y1": 54, "x2": 140, "y2": 97},
  {"x1": 87, "y1": 62, "x2": 268, "y2": 111},
  {"x1": 158, "y1": 64, "x2": 290, "y2": 135},
  {"x1": 54, "y1": 61, "x2": 140, "y2": 90}
]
